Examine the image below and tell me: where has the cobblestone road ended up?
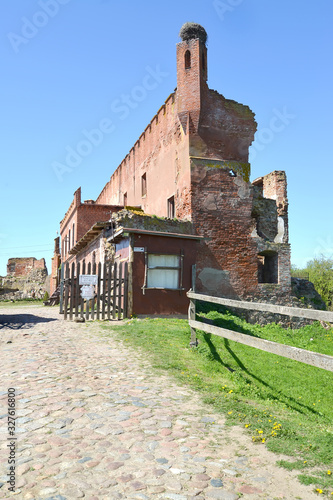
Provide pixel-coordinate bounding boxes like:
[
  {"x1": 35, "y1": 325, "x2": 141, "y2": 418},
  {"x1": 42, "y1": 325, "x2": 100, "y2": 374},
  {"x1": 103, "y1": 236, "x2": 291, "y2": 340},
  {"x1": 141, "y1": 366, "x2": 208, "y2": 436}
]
[{"x1": 0, "y1": 305, "x2": 319, "y2": 500}]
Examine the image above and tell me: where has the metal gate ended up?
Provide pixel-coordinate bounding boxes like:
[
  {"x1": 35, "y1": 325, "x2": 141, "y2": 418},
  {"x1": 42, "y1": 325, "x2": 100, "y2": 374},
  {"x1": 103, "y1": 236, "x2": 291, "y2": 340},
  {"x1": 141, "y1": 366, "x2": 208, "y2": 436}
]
[{"x1": 60, "y1": 261, "x2": 129, "y2": 321}]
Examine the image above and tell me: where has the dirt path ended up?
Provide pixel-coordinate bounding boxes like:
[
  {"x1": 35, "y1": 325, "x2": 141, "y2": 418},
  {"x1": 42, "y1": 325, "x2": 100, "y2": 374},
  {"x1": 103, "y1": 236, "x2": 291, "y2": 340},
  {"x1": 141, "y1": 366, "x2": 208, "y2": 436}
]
[{"x1": 0, "y1": 305, "x2": 319, "y2": 499}]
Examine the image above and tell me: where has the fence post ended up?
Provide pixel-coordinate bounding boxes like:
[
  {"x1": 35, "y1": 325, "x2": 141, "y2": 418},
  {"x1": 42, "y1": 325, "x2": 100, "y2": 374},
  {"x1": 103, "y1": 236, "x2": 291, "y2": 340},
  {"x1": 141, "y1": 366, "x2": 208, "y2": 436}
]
[
  {"x1": 80, "y1": 260, "x2": 86, "y2": 321},
  {"x1": 59, "y1": 263, "x2": 64, "y2": 314},
  {"x1": 75, "y1": 262, "x2": 80, "y2": 319},
  {"x1": 189, "y1": 296, "x2": 198, "y2": 347},
  {"x1": 69, "y1": 262, "x2": 75, "y2": 320},
  {"x1": 63, "y1": 263, "x2": 70, "y2": 320},
  {"x1": 96, "y1": 262, "x2": 101, "y2": 320}
]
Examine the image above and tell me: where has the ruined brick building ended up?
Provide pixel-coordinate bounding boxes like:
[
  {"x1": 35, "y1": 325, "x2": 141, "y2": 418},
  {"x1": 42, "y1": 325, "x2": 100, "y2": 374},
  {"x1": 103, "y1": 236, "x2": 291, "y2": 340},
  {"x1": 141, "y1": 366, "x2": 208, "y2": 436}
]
[
  {"x1": 1, "y1": 257, "x2": 48, "y2": 301},
  {"x1": 52, "y1": 23, "x2": 291, "y2": 314},
  {"x1": 7, "y1": 257, "x2": 47, "y2": 277}
]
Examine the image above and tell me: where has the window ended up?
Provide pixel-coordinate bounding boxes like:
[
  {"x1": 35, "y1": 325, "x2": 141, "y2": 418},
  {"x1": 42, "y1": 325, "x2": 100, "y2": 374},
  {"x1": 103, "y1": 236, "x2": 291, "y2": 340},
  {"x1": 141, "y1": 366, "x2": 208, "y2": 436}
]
[
  {"x1": 167, "y1": 196, "x2": 175, "y2": 219},
  {"x1": 68, "y1": 229, "x2": 71, "y2": 250},
  {"x1": 124, "y1": 192, "x2": 127, "y2": 207},
  {"x1": 141, "y1": 173, "x2": 147, "y2": 197},
  {"x1": 92, "y1": 251, "x2": 96, "y2": 269},
  {"x1": 258, "y1": 251, "x2": 278, "y2": 284},
  {"x1": 72, "y1": 223, "x2": 75, "y2": 247},
  {"x1": 147, "y1": 254, "x2": 180, "y2": 289},
  {"x1": 185, "y1": 50, "x2": 191, "y2": 69}
]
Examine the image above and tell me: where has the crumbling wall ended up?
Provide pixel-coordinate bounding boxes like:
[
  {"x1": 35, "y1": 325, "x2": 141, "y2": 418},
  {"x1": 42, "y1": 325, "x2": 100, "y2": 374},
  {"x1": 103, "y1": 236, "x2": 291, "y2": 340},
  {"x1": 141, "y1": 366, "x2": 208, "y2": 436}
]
[
  {"x1": 190, "y1": 158, "x2": 259, "y2": 298},
  {"x1": 1, "y1": 268, "x2": 48, "y2": 301},
  {"x1": 7, "y1": 257, "x2": 47, "y2": 277},
  {"x1": 111, "y1": 209, "x2": 194, "y2": 235}
]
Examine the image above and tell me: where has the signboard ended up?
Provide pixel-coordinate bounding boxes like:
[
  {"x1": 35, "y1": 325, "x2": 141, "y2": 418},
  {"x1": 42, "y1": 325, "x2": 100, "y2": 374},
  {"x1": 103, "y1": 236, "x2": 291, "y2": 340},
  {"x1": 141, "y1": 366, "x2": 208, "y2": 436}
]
[
  {"x1": 79, "y1": 274, "x2": 98, "y2": 285},
  {"x1": 134, "y1": 247, "x2": 145, "y2": 253},
  {"x1": 80, "y1": 285, "x2": 95, "y2": 300}
]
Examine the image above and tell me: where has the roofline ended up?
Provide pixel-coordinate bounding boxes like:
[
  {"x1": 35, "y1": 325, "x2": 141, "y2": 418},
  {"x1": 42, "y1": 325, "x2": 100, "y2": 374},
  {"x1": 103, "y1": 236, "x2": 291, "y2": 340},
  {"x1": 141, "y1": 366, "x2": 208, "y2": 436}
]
[
  {"x1": 69, "y1": 221, "x2": 110, "y2": 256},
  {"x1": 108, "y1": 227, "x2": 204, "y2": 241}
]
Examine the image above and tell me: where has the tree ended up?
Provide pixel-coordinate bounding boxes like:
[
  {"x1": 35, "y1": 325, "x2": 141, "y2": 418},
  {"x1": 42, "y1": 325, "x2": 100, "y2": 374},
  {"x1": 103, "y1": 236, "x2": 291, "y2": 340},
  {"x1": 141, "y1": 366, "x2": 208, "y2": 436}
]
[{"x1": 306, "y1": 256, "x2": 333, "y2": 310}]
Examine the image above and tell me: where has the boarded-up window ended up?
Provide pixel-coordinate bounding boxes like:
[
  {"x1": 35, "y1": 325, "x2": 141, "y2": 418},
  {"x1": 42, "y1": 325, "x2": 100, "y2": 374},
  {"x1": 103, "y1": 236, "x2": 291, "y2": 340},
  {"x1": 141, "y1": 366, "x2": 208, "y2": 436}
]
[
  {"x1": 147, "y1": 254, "x2": 180, "y2": 289},
  {"x1": 124, "y1": 192, "x2": 127, "y2": 207}
]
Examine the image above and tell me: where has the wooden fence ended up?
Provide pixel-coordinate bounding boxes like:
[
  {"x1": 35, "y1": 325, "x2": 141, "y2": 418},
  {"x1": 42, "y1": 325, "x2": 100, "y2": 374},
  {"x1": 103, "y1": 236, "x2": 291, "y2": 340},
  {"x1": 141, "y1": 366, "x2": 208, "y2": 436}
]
[
  {"x1": 61, "y1": 261, "x2": 129, "y2": 321},
  {"x1": 187, "y1": 291, "x2": 333, "y2": 372}
]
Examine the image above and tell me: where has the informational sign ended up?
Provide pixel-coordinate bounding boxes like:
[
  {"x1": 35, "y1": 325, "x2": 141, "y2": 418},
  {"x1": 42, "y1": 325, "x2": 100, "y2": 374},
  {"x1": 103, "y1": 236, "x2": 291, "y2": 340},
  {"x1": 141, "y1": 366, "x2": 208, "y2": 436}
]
[
  {"x1": 79, "y1": 275, "x2": 98, "y2": 285},
  {"x1": 134, "y1": 247, "x2": 145, "y2": 253},
  {"x1": 80, "y1": 285, "x2": 95, "y2": 300}
]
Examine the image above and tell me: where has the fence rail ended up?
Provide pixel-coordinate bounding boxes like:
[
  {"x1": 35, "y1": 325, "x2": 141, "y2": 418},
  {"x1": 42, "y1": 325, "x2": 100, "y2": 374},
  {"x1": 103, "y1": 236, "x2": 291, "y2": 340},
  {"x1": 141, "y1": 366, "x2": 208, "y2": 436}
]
[
  {"x1": 187, "y1": 291, "x2": 333, "y2": 372},
  {"x1": 187, "y1": 291, "x2": 333, "y2": 323}
]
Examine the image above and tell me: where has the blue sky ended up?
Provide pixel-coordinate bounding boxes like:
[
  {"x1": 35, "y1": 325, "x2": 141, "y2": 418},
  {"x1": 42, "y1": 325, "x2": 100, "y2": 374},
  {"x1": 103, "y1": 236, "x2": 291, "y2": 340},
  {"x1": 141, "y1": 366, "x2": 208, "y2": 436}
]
[{"x1": 1, "y1": 0, "x2": 332, "y2": 276}]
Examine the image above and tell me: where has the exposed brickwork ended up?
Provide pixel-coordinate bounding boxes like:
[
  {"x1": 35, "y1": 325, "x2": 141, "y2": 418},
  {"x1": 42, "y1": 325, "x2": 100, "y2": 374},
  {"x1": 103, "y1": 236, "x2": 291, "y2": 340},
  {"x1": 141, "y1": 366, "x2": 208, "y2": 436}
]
[
  {"x1": 50, "y1": 237, "x2": 61, "y2": 296},
  {"x1": 190, "y1": 158, "x2": 259, "y2": 297},
  {"x1": 59, "y1": 186, "x2": 120, "y2": 262},
  {"x1": 7, "y1": 257, "x2": 47, "y2": 277}
]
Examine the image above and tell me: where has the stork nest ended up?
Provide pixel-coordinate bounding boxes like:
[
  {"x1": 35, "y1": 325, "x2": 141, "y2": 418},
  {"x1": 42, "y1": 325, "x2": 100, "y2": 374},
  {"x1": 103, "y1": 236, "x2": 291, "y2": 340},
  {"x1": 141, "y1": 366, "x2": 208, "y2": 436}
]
[{"x1": 179, "y1": 23, "x2": 207, "y2": 45}]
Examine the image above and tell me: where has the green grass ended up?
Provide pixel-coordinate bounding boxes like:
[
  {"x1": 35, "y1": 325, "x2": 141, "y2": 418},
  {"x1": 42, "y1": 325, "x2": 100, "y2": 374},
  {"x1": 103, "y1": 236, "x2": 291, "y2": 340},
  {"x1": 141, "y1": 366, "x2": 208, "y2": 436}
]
[
  {"x1": 99, "y1": 308, "x2": 333, "y2": 495},
  {"x1": 0, "y1": 299, "x2": 44, "y2": 307}
]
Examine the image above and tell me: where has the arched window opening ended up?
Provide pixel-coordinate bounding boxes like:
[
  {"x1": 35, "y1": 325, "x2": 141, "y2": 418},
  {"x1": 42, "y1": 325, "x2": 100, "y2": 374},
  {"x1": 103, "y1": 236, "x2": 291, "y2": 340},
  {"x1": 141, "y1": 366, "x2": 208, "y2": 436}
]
[
  {"x1": 185, "y1": 50, "x2": 191, "y2": 69},
  {"x1": 92, "y1": 251, "x2": 96, "y2": 269}
]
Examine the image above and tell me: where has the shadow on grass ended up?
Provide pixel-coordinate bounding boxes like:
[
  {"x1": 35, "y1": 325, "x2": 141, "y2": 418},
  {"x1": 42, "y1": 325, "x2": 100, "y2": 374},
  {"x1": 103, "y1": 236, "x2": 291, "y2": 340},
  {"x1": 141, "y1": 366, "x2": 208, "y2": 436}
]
[{"x1": 200, "y1": 320, "x2": 321, "y2": 419}]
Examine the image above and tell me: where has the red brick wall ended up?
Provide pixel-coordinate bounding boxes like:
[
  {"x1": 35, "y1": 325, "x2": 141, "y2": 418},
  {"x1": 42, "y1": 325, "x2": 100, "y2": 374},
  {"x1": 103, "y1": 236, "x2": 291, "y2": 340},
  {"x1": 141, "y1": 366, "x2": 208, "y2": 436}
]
[
  {"x1": 95, "y1": 93, "x2": 191, "y2": 221},
  {"x1": 7, "y1": 258, "x2": 47, "y2": 277},
  {"x1": 50, "y1": 237, "x2": 61, "y2": 296},
  {"x1": 60, "y1": 189, "x2": 119, "y2": 262},
  {"x1": 262, "y1": 171, "x2": 289, "y2": 243},
  {"x1": 190, "y1": 159, "x2": 259, "y2": 298}
]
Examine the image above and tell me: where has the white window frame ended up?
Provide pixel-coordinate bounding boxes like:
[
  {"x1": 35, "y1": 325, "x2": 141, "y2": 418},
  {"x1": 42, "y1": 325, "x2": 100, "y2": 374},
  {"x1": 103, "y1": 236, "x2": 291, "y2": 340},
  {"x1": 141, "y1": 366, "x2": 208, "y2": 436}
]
[{"x1": 142, "y1": 250, "x2": 184, "y2": 293}]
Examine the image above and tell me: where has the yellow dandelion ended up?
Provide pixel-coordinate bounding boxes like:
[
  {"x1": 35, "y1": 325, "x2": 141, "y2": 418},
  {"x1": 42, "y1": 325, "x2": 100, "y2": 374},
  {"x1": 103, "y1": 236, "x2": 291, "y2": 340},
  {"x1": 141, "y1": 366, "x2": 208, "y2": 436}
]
[
  {"x1": 245, "y1": 424, "x2": 250, "y2": 428},
  {"x1": 316, "y1": 489, "x2": 323, "y2": 494},
  {"x1": 262, "y1": 438, "x2": 266, "y2": 443},
  {"x1": 328, "y1": 470, "x2": 332, "y2": 475},
  {"x1": 228, "y1": 411, "x2": 233, "y2": 415}
]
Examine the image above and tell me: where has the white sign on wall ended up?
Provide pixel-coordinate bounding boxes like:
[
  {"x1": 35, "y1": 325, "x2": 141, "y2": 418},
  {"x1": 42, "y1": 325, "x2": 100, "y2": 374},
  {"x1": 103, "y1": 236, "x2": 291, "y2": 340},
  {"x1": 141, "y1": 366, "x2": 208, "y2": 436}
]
[{"x1": 134, "y1": 247, "x2": 145, "y2": 253}]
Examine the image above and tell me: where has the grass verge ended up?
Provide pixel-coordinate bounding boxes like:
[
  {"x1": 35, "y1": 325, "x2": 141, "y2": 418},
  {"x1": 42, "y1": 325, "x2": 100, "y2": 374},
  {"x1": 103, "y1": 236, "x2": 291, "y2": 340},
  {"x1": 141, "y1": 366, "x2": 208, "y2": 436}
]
[
  {"x1": 100, "y1": 307, "x2": 333, "y2": 496},
  {"x1": 0, "y1": 299, "x2": 44, "y2": 307}
]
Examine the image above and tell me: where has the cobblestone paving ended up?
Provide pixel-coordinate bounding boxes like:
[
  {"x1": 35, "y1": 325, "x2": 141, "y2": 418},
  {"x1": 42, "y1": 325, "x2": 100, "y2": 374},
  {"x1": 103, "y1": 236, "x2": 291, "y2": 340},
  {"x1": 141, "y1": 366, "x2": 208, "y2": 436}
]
[{"x1": 0, "y1": 306, "x2": 319, "y2": 499}]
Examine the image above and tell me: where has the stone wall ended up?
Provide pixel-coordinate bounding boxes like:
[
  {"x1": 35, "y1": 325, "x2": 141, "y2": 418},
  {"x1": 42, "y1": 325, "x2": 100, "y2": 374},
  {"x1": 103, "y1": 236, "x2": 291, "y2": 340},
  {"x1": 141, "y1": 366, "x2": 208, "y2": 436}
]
[{"x1": 0, "y1": 267, "x2": 49, "y2": 301}]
